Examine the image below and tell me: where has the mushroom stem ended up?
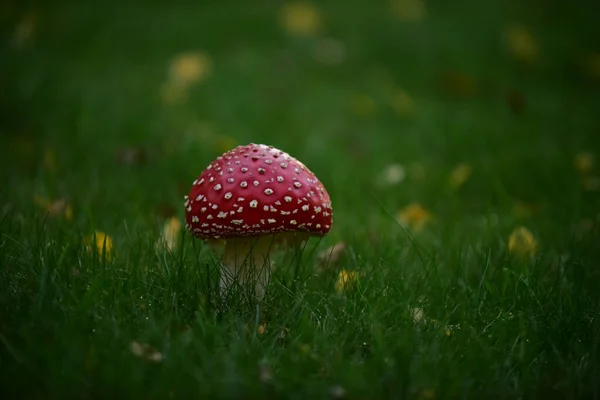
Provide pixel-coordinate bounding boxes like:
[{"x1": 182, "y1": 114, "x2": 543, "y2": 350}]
[
  {"x1": 217, "y1": 232, "x2": 310, "y2": 301},
  {"x1": 219, "y1": 236, "x2": 274, "y2": 301}
]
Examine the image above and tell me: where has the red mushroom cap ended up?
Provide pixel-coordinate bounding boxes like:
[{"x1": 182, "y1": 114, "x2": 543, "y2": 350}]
[{"x1": 184, "y1": 143, "x2": 333, "y2": 240}]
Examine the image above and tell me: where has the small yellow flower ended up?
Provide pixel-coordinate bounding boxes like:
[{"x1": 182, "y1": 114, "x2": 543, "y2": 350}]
[
  {"x1": 449, "y1": 163, "x2": 472, "y2": 189},
  {"x1": 445, "y1": 329, "x2": 451, "y2": 336},
  {"x1": 279, "y1": 2, "x2": 322, "y2": 36},
  {"x1": 391, "y1": 88, "x2": 414, "y2": 116},
  {"x1": 257, "y1": 324, "x2": 266, "y2": 335},
  {"x1": 504, "y1": 25, "x2": 539, "y2": 64},
  {"x1": 350, "y1": 93, "x2": 378, "y2": 117},
  {"x1": 507, "y1": 226, "x2": 538, "y2": 258},
  {"x1": 397, "y1": 203, "x2": 432, "y2": 232},
  {"x1": 574, "y1": 151, "x2": 594, "y2": 174},
  {"x1": 390, "y1": 0, "x2": 427, "y2": 21},
  {"x1": 86, "y1": 231, "x2": 113, "y2": 261},
  {"x1": 156, "y1": 217, "x2": 182, "y2": 251},
  {"x1": 168, "y1": 51, "x2": 212, "y2": 86},
  {"x1": 335, "y1": 269, "x2": 357, "y2": 293}
]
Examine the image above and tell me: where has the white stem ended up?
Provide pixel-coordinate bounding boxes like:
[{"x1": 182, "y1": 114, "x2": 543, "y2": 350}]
[{"x1": 219, "y1": 236, "x2": 274, "y2": 301}]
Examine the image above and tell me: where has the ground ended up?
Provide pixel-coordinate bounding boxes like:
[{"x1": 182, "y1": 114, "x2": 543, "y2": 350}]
[{"x1": 1, "y1": 0, "x2": 600, "y2": 398}]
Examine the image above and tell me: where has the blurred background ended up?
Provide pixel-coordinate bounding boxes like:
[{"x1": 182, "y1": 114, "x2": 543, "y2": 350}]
[{"x1": 2, "y1": 0, "x2": 600, "y2": 248}]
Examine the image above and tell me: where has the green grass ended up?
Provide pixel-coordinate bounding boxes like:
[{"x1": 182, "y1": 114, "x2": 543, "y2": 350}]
[{"x1": 2, "y1": 0, "x2": 600, "y2": 398}]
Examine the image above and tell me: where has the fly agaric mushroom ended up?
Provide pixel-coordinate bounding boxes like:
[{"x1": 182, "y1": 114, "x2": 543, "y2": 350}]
[{"x1": 184, "y1": 143, "x2": 333, "y2": 300}]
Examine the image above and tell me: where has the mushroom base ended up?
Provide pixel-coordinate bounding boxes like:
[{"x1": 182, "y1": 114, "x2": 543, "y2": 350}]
[{"x1": 210, "y1": 232, "x2": 310, "y2": 301}]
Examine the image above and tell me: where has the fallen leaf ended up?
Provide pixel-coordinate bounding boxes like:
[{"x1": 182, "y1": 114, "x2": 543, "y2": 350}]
[
  {"x1": 582, "y1": 52, "x2": 600, "y2": 80},
  {"x1": 574, "y1": 151, "x2": 594, "y2": 174},
  {"x1": 116, "y1": 146, "x2": 147, "y2": 166},
  {"x1": 317, "y1": 241, "x2": 347, "y2": 267},
  {"x1": 390, "y1": 0, "x2": 427, "y2": 21},
  {"x1": 582, "y1": 176, "x2": 600, "y2": 191},
  {"x1": 378, "y1": 163, "x2": 406, "y2": 186},
  {"x1": 350, "y1": 93, "x2": 378, "y2": 117},
  {"x1": 279, "y1": 1, "x2": 322, "y2": 36},
  {"x1": 335, "y1": 269, "x2": 358, "y2": 293},
  {"x1": 440, "y1": 70, "x2": 477, "y2": 99},
  {"x1": 168, "y1": 51, "x2": 212, "y2": 86},
  {"x1": 86, "y1": 231, "x2": 113, "y2": 261},
  {"x1": 506, "y1": 89, "x2": 526, "y2": 114},
  {"x1": 155, "y1": 217, "x2": 182, "y2": 251},
  {"x1": 411, "y1": 307, "x2": 424, "y2": 324},
  {"x1": 391, "y1": 88, "x2": 414, "y2": 116},
  {"x1": 507, "y1": 226, "x2": 538, "y2": 258},
  {"x1": 329, "y1": 384, "x2": 347, "y2": 399},
  {"x1": 397, "y1": 203, "x2": 432, "y2": 232},
  {"x1": 13, "y1": 12, "x2": 38, "y2": 48},
  {"x1": 504, "y1": 25, "x2": 539, "y2": 64},
  {"x1": 449, "y1": 163, "x2": 472, "y2": 189},
  {"x1": 130, "y1": 341, "x2": 163, "y2": 362},
  {"x1": 314, "y1": 38, "x2": 346, "y2": 66}
]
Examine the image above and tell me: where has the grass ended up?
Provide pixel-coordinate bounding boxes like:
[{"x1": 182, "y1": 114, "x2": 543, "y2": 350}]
[{"x1": 2, "y1": 0, "x2": 600, "y2": 398}]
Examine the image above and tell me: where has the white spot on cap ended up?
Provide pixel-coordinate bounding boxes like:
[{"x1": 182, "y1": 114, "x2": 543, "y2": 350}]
[
  {"x1": 224, "y1": 192, "x2": 232, "y2": 200},
  {"x1": 268, "y1": 219, "x2": 276, "y2": 224},
  {"x1": 227, "y1": 178, "x2": 234, "y2": 183},
  {"x1": 201, "y1": 207, "x2": 207, "y2": 213},
  {"x1": 207, "y1": 215, "x2": 214, "y2": 220},
  {"x1": 227, "y1": 168, "x2": 233, "y2": 173},
  {"x1": 264, "y1": 188, "x2": 274, "y2": 195},
  {"x1": 281, "y1": 162, "x2": 288, "y2": 168},
  {"x1": 214, "y1": 184, "x2": 222, "y2": 191},
  {"x1": 263, "y1": 205, "x2": 269, "y2": 212},
  {"x1": 240, "y1": 181, "x2": 248, "y2": 188},
  {"x1": 277, "y1": 176, "x2": 284, "y2": 182},
  {"x1": 241, "y1": 167, "x2": 248, "y2": 172},
  {"x1": 253, "y1": 181, "x2": 259, "y2": 186},
  {"x1": 290, "y1": 220, "x2": 297, "y2": 225},
  {"x1": 211, "y1": 204, "x2": 218, "y2": 210},
  {"x1": 294, "y1": 182, "x2": 302, "y2": 188},
  {"x1": 209, "y1": 177, "x2": 214, "y2": 182},
  {"x1": 316, "y1": 224, "x2": 321, "y2": 229},
  {"x1": 249, "y1": 200, "x2": 258, "y2": 208},
  {"x1": 192, "y1": 216, "x2": 199, "y2": 223},
  {"x1": 284, "y1": 196, "x2": 292, "y2": 203},
  {"x1": 217, "y1": 211, "x2": 228, "y2": 219},
  {"x1": 302, "y1": 205, "x2": 309, "y2": 211},
  {"x1": 237, "y1": 197, "x2": 245, "y2": 202},
  {"x1": 196, "y1": 194, "x2": 204, "y2": 201},
  {"x1": 231, "y1": 219, "x2": 244, "y2": 225},
  {"x1": 187, "y1": 206, "x2": 192, "y2": 212},
  {"x1": 258, "y1": 168, "x2": 266, "y2": 174},
  {"x1": 198, "y1": 178, "x2": 205, "y2": 185}
]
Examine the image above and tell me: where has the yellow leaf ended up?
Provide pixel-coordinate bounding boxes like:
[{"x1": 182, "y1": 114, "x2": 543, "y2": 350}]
[
  {"x1": 449, "y1": 163, "x2": 472, "y2": 189},
  {"x1": 86, "y1": 231, "x2": 113, "y2": 261},
  {"x1": 397, "y1": 203, "x2": 432, "y2": 232},
  {"x1": 391, "y1": 88, "x2": 414, "y2": 116},
  {"x1": 504, "y1": 25, "x2": 539, "y2": 64},
  {"x1": 279, "y1": 2, "x2": 322, "y2": 37},
  {"x1": 350, "y1": 93, "x2": 378, "y2": 117},
  {"x1": 156, "y1": 217, "x2": 182, "y2": 251},
  {"x1": 390, "y1": 0, "x2": 427, "y2": 21},
  {"x1": 574, "y1": 151, "x2": 594, "y2": 174},
  {"x1": 168, "y1": 51, "x2": 212, "y2": 87},
  {"x1": 507, "y1": 226, "x2": 538, "y2": 258},
  {"x1": 335, "y1": 269, "x2": 357, "y2": 293}
]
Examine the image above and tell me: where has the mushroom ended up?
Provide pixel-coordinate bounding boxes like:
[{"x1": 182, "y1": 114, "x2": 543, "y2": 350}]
[{"x1": 184, "y1": 143, "x2": 333, "y2": 300}]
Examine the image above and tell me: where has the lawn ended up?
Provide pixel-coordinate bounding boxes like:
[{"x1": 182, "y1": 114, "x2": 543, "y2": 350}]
[{"x1": 2, "y1": 0, "x2": 600, "y2": 398}]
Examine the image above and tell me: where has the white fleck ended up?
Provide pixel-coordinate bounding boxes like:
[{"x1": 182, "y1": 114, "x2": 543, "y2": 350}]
[
  {"x1": 314, "y1": 206, "x2": 322, "y2": 213},
  {"x1": 274, "y1": 200, "x2": 281, "y2": 205},
  {"x1": 214, "y1": 184, "x2": 222, "y2": 191},
  {"x1": 302, "y1": 205, "x2": 309, "y2": 211},
  {"x1": 187, "y1": 206, "x2": 192, "y2": 212},
  {"x1": 201, "y1": 207, "x2": 207, "y2": 213},
  {"x1": 263, "y1": 206, "x2": 269, "y2": 212},
  {"x1": 277, "y1": 176, "x2": 284, "y2": 182},
  {"x1": 268, "y1": 219, "x2": 276, "y2": 224},
  {"x1": 240, "y1": 181, "x2": 248, "y2": 188},
  {"x1": 217, "y1": 211, "x2": 228, "y2": 219},
  {"x1": 316, "y1": 224, "x2": 321, "y2": 229},
  {"x1": 212, "y1": 204, "x2": 218, "y2": 210},
  {"x1": 198, "y1": 178, "x2": 205, "y2": 185},
  {"x1": 241, "y1": 167, "x2": 248, "y2": 172},
  {"x1": 265, "y1": 159, "x2": 273, "y2": 164},
  {"x1": 227, "y1": 168, "x2": 233, "y2": 173},
  {"x1": 295, "y1": 168, "x2": 300, "y2": 174},
  {"x1": 258, "y1": 168, "x2": 266, "y2": 174},
  {"x1": 207, "y1": 165, "x2": 212, "y2": 170},
  {"x1": 294, "y1": 182, "x2": 302, "y2": 188},
  {"x1": 227, "y1": 178, "x2": 234, "y2": 183},
  {"x1": 280, "y1": 162, "x2": 288, "y2": 168},
  {"x1": 284, "y1": 196, "x2": 292, "y2": 203},
  {"x1": 264, "y1": 188, "x2": 274, "y2": 195},
  {"x1": 192, "y1": 216, "x2": 199, "y2": 223},
  {"x1": 281, "y1": 211, "x2": 291, "y2": 215},
  {"x1": 237, "y1": 197, "x2": 245, "y2": 202},
  {"x1": 201, "y1": 223, "x2": 209, "y2": 227},
  {"x1": 209, "y1": 177, "x2": 214, "y2": 182},
  {"x1": 260, "y1": 219, "x2": 266, "y2": 224},
  {"x1": 237, "y1": 207, "x2": 243, "y2": 213},
  {"x1": 196, "y1": 194, "x2": 204, "y2": 201},
  {"x1": 207, "y1": 215, "x2": 214, "y2": 220},
  {"x1": 250, "y1": 200, "x2": 258, "y2": 208},
  {"x1": 231, "y1": 219, "x2": 244, "y2": 225},
  {"x1": 270, "y1": 206, "x2": 277, "y2": 212},
  {"x1": 224, "y1": 192, "x2": 232, "y2": 200},
  {"x1": 290, "y1": 220, "x2": 297, "y2": 225},
  {"x1": 292, "y1": 209, "x2": 298, "y2": 214},
  {"x1": 253, "y1": 181, "x2": 259, "y2": 187}
]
